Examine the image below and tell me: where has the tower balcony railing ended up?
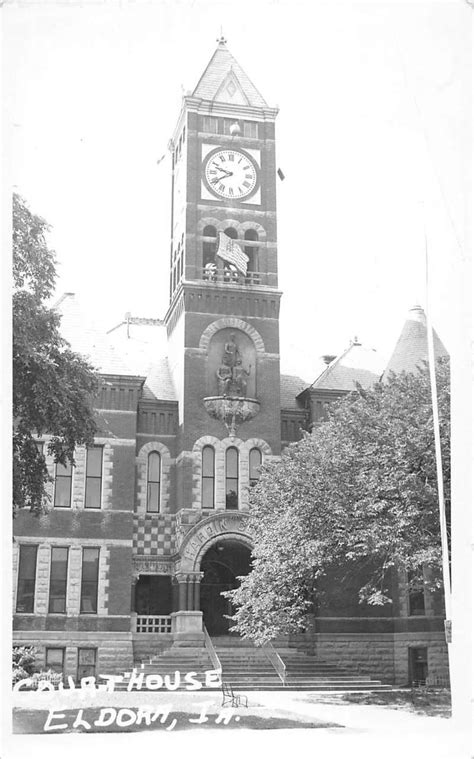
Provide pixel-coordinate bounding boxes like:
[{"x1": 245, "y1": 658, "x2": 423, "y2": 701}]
[{"x1": 201, "y1": 267, "x2": 261, "y2": 286}]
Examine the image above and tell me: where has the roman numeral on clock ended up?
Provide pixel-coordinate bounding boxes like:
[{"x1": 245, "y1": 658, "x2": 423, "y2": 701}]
[
  {"x1": 228, "y1": 187, "x2": 234, "y2": 197},
  {"x1": 228, "y1": 153, "x2": 234, "y2": 161},
  {"x1": 243, "y1": 181, "x2": 251, "y2": 188}
]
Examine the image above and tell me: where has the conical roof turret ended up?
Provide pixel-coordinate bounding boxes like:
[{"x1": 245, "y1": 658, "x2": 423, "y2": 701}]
[{"x1": 382, "y1": 305, "x2": 448, "y2": 380}]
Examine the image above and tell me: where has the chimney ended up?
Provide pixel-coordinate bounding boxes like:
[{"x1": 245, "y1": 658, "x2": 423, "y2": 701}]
[{"x1": 321, "y1": 354, "x2": 337, "y2": 365}]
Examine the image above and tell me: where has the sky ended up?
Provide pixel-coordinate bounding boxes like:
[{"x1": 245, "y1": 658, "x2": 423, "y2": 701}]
[{"x1": 3, "y1": 0, "x2": 471, "y2": 381}]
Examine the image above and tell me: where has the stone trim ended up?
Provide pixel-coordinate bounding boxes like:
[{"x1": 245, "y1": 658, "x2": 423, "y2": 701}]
[
  {"x1": 136, "y1": 441, "x2": 172, "y2": 515},
  {"x1": 197, "y1": 217, "x2": 221, "y2": 234},
  {"x1": 191, "y1": 436, "x2": 271, "y2": 511},
  {"x1": 13, "y1": 543, "x2": 110, "y2": 617},
  {"x1": 178, "y1": 511, "x2": 254, "y2": 571},
  {"x1": 397, "y1": 565, "x2": 433, "y2": 618},
  {"x1": 67, "y1": 545, "x2": 83, "y2": 615},
  {"x1": 133, "y1": 556, "x2": 176, "y2": 575},
  {"x1": 32, "y1": 437, "x2": 116, "y2": 512},
  {"x1": 197, "y1": 217, "x2": 267, "y2": 241},
  {"x1": 97, "y1": 545, "x2": 110, "y2": 615},
  {"x1": 240, "y1": 220, "x2": 267, "y2": 240},
  {"x1": 199, "y1": 317, "x2": 265, "y2": 353},
  {"x1": 35, "y1": 543, "x2": 52, "y2": 616},
  {"x1": 93, "y1": 436, "x2": 137, "y2": 446},
  {"x1": 16, "y1": 537, "x2": 131, "y2": 547}
]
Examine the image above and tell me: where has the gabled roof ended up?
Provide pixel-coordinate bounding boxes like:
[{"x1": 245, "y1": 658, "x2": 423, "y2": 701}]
[
  {"x1": 54, "y1": 294, "x2": 177, "y2": 402},
  {"x1": 192, "y1": 38, "x2": 268, "y2": 107},
  {"x1": 280, "y1": 374, "x2": 308, "y2": 410},
  {"x1": 307, "y1": 341, "x2": 385, "y2": 393},
  {"x1": 382, "y1": 305, "x2": 449, "y2": 380}
]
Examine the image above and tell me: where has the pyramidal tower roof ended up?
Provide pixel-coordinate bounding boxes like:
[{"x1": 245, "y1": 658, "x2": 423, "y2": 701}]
[
  {"x1": 382, "y1": 305, "x2": 449, "y2": 381},
  {"x1": 192, "y1": 36, "x2": 268, "y2": 107}
]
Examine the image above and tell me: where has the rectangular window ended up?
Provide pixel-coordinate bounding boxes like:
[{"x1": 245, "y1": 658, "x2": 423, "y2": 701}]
[
  {"x1": 54, "y1": 460, "x2": 73, "y2": 508},
  {"x1": 46, "y1": 648, "x2": 65, "y2": 674},
  {"x1": 202, "y1": 446, "x2": 215, "y2": 509},
  {"x1": 35, "y1": 441, "x2": 44, "y2": 455},
  {"x1": 146, "y1": 451, "x2": 161, "y2": 513},
  {"x1": 16, "y1": 545, "x2": 38, "y2": 613},
  {"x1": 225, "y1": 447, "x2": 239, "y2": 510},
  {"x1": 80, "y1": 547, "x2": 100, "y2": 614},
  {"x1": 202, "y1": 116, "x2": 218, "y2": 133},
  {"x1": 48, "y1": 547, "x2": 69, "y2": 613},
  {"x1": 77, "y1": 648, "x2": 97, "y2": 680},
  {"x1": 408, "y1": 571, "x2": 426, "y2": 616},
  {"x1": 243, "y1": 121, "x2": 258, "y2": 138},
  {"x1": 85, "y1": 446, "x2": 103, "y2": 509}
]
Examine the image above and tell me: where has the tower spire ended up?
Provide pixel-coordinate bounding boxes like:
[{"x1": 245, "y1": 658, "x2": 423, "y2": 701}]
[{"x1": 216, "y1": 29, "x2": 227, "y2": 45}]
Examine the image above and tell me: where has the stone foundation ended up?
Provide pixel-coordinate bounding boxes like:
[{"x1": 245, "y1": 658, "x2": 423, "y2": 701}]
[
  {"x1": 13, "y1": 630, "x2": 134, "y2": 679},
  {"x1": 287, "y1": 631, "x2": 449, "y2": 685}
]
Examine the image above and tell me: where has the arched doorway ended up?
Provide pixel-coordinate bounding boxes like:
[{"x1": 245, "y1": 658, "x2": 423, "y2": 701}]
[{"x1": 199, "y1": 539, "x2": 252, "y2": 635}]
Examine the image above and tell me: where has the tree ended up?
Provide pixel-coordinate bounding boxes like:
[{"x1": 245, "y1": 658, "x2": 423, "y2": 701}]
[
  {"x1": 13, "y1": 193, "x2": 98, "y2": 514},
  {"x1": 226, "y1": 359, "x2": 450, "y2": 643}
]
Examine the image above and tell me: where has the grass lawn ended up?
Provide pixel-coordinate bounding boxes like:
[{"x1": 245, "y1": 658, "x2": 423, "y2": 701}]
[{"x1": 299, "y1": 689, "x2": 452, "y2": 718}]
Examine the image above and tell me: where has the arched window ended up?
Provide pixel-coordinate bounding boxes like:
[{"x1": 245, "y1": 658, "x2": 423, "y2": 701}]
[
  {"x1": 244, "y1": 229, "x2": 259, "y2": 279},
  {"x1": 225, "y1": 447, "x2": 239, "y2": 510},
  {"x1": 249, "y1": 448, "x2": 262, "y2": 487},
  {"x1": 147, "y1": 452, "x2": 161, "y2": 512},
  {"x1": 202, "y1": 225, "x2": 217, "y2": 269},
  {"x1": 224, "y1": 227, "x2": 238, "y2": 239},
  {"x1": 202, "y1": 446, "x2": 215, "y2": 509}
]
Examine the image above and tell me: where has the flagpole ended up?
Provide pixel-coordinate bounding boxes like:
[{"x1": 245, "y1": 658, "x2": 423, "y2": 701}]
[{"x1": 424, "y1": 225, "x2": 452, "y2": 656}]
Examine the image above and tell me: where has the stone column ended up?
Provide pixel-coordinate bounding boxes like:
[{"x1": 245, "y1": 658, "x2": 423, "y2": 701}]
[
  {"x1": 186, "y1": 575, "x2": 194, "y2": 611},
  {"x1": 193, "y1": 572, "x2": 204, "y2": 611},
  {"x1": 176, "y1": 573, "x2": 189, "y2": 611}
]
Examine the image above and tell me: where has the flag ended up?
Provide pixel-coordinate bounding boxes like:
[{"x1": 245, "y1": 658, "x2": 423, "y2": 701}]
[{"x1": 216, "y1": 232, "x2": 249, "y2": 275}]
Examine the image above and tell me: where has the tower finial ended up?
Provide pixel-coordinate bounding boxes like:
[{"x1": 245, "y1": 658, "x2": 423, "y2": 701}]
[{"x1": 217, "y1": 27, "x2": 227, "y2": 45}]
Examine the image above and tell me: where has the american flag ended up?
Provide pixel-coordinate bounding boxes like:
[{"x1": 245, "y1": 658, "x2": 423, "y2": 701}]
[{"x1": 216, "y1": 232, "x2": 249, "y2": 275}]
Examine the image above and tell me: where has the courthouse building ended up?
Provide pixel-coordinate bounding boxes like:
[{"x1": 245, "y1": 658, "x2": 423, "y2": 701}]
[{"x1": 13, "y1": 39, "x2": 449, "y2": 686}]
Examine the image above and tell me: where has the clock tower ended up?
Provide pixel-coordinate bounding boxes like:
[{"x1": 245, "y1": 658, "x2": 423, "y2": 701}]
[{"x1": 165, "y1": 36, "x2": 281, "y2": 516}]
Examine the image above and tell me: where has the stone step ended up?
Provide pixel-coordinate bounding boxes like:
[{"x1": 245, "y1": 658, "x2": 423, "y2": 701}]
[{"x1": 114, "y1": 682, "x2": 391, "y2": 693}]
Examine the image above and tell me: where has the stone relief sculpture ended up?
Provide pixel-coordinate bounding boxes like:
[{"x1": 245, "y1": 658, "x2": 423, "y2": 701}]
[
  {"x1": 216, "y1": 333, "x2": 251, "y2": 396},
  {"x1": 205, "y1": 329, "x2": 260, "y2": 437}
]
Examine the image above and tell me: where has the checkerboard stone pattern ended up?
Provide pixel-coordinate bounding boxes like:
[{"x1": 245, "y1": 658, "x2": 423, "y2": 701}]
[{"x1": 133, "y1": 514, "x2": 176, "y2": 555}]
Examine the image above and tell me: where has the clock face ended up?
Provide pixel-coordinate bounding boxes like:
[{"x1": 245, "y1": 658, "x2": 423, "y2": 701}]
[{"x1": 203, "y1": 148, "x2": 259, "y2": 200}]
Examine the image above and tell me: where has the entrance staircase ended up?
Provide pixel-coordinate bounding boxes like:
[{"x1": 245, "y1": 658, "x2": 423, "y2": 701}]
[
  {"x1": 119, "y1": 636, "x2": 391, "y2": 692},
  {"x1": 213, "y1": 638, "x2": 391, "y2": 691}
]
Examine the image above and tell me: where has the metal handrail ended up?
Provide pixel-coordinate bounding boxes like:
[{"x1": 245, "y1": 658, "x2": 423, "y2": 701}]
[
  {"x1": 203, "y1": 625, "x2": 222, "y2": 679},
  {"x1": 262, "y1": 640, "x2": 286, "y2": 685}
]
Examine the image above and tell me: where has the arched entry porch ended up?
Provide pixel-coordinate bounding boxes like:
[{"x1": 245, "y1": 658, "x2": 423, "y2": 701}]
[{"x1": 199, "y1": 539, "x2": 252, "y2": 635}]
